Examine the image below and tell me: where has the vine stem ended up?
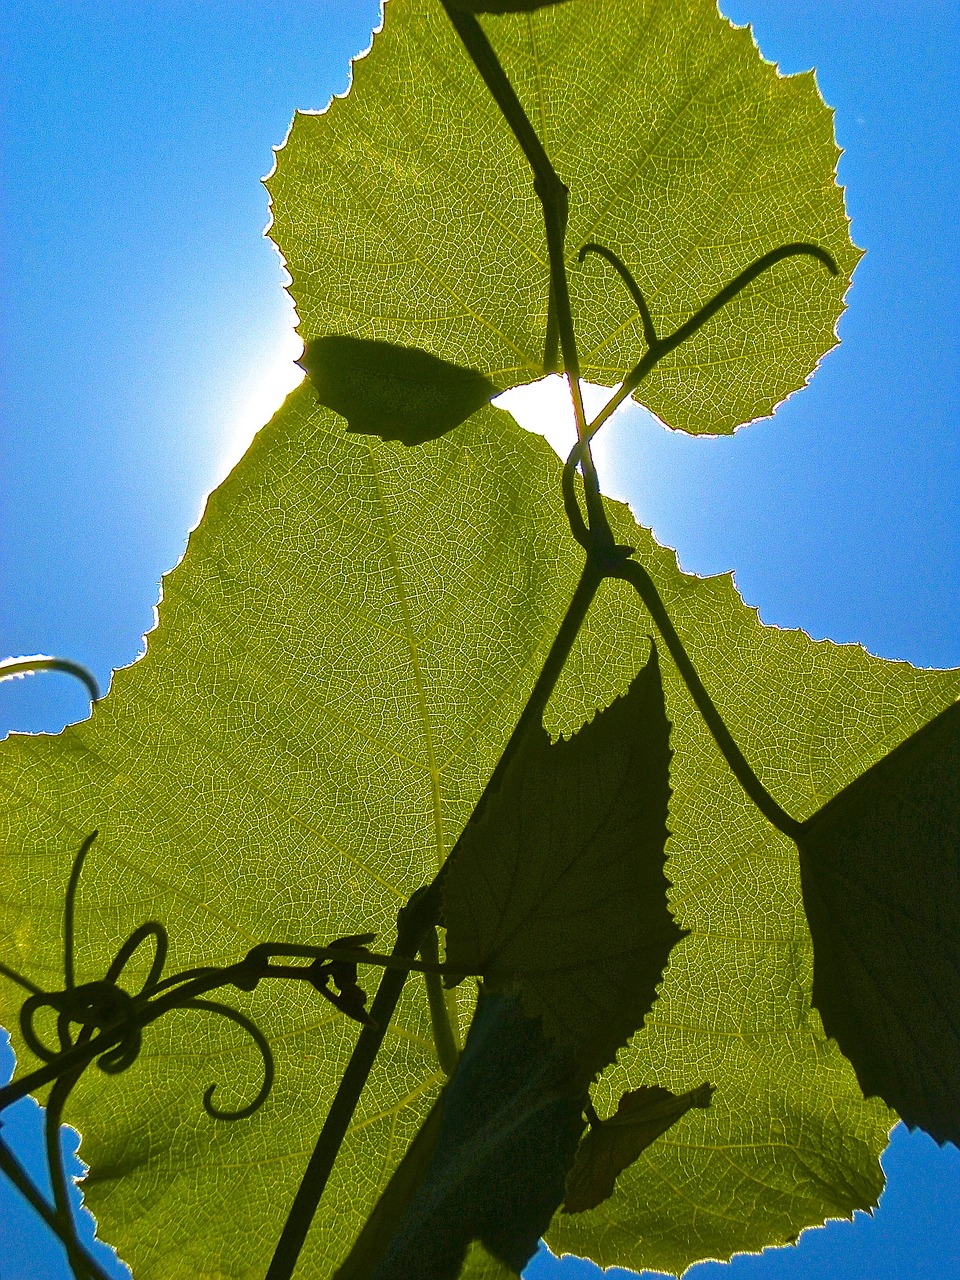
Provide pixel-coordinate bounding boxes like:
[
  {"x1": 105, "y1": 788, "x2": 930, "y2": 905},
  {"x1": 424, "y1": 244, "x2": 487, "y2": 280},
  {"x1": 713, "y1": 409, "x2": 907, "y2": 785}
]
[
  {"x1": 440, "y1": 1, "x2": 612, "y2": 546},
  {"x1": 46, "y1": 1070, "x2": 93, "y2": 1280},
  {"x1": 419, "y1": 927, "x2": 461, "y2": 1076},
  {"x1": 264, "y1": 558, "x2": 605, "y2": 1279},
  {"x1": 610, "y1": 557, "x2": 802, "y2": 840}
]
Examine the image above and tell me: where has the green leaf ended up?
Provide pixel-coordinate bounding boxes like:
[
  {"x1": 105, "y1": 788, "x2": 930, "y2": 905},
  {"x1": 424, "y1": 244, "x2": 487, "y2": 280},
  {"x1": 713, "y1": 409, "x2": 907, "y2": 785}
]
[
  {"x1": 1, "y1": 398, "x2": 958, "y2": 1275},
  {"x1": 444, "y1": 644, "x2": 682, "y2": 1079},
  {"x1": 451, "y1": 2, "x2": 571, "y2": 13},
  {"x1": 300, "y1": 336, "x2": 497, "y2": 445},
  {"x1": 267, "y1": 0, "x2": 858, "y2": 434},
  {"x1": 335, "y1": 1097, "x2": 446, "y2": 1280},
  {"x1": 457, "y1": 1242, "x2": 518, "y2": 1279},
  {"x1": 797, "y1": 698, "x2": 960, "y2": 1148},
  {"x1": 563, "y1": 1082, "x2": 713, "y2": 1213},
  {"x1": 369, "y1": 991, "x2": 584, "y2": 1279}
]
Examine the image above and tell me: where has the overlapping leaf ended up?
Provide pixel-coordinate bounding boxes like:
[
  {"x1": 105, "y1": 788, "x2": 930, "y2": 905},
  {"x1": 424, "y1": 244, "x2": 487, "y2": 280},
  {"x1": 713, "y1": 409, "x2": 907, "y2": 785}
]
[
  {"x1": 798, "y1": 698, "x2": 960, "y2": 1148},
  {"x1": 563, "y1": 1082, "x2": 713, "y2": 1213},
  {"x1": 2, "y1": 394, "x2": 958, "y2": 1275},
  {"x1": 267, "y1": 0, "x2": 858, "y2": 434},
  {"x1": 444, "y1": 646, "x2": 681, "y2": 1080},
  {"x1": 369, "y1": 991, "x2": 584, "y2": 1280},
  {"x1": 300, "y1": 336, "x2": 497, "y2": 445}
]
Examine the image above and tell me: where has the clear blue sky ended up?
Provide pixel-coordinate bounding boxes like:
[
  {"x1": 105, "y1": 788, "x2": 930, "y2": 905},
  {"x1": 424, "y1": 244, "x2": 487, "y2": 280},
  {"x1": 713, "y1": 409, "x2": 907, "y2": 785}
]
[{"x1": 1, "y1": 2, "x2": 958, "y2": 1277}]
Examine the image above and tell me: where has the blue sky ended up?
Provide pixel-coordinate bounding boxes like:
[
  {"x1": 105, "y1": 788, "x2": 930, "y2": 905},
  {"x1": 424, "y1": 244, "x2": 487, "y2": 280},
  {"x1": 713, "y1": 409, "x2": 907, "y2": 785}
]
[{"x1": 1, "y1": 1, "x2": 958, "y2": 1276}]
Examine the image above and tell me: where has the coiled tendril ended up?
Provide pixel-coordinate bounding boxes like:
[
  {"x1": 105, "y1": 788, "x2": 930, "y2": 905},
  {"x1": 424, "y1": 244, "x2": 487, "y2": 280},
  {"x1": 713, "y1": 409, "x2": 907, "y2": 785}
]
[{"x1": 0, "y1": 833, "x2": 466, "y2": 1277}]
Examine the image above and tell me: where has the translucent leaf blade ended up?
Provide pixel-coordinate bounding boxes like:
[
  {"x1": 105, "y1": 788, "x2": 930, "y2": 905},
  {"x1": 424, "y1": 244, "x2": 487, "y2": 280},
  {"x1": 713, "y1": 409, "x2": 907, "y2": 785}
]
[
  {"x1": 1, "y1": 401, "x2": 958, "y2": 1275},
  {"x1": 267, "y1": 0, "x2": 858, "y2": 434}
]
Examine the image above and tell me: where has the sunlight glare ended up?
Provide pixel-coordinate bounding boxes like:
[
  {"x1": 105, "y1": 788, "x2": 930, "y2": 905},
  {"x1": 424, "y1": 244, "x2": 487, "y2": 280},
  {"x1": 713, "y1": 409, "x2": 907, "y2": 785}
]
[
  {"x1": 494, "y1": 374, "x2": 634, "y2": 489},
  {"x1": 216, "y1": 324, "x2": 305, "y2": 482}
]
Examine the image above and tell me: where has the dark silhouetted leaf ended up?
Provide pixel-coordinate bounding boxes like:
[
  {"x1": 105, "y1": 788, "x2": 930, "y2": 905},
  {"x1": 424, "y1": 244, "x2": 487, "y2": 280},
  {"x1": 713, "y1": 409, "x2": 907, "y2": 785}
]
[
  {"x1": 798, "y1": 698, "x2": 960, "y2": 1147},
  {"x1": 450, "y1": 2, "x2": 572, "y2": 13},
  {"x1": 444, "y1": 645, "x2": 682, "y2": 1079},
  {"x1": 564, "y1": 1083, "x2": 714, "y2": 1213},
  {"x1": 371, "y1": 991, "x2": 585, "y2": 1280},
  {"x1": 335, "y1": 1098, "x2": 446, "y2": 1280},
  {"x1": 299, "y1": 335, "x2": 497, "y2": 445}
]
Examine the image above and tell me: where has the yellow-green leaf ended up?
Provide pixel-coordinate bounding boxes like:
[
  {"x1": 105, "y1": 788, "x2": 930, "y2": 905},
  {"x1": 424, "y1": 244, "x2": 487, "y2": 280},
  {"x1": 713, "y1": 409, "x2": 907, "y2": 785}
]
[
  {"x1": 267, "y1": 0, "x2": 858, "y2": 434},
  {"x1": 1, "y1": 396, "x2": 957, "y2": 1275}
]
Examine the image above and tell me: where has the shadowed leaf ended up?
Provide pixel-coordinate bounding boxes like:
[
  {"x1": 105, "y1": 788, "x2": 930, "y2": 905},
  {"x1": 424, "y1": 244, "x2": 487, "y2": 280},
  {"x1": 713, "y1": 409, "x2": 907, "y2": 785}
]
[
  {"x1": 563, "y1": 1083, "x2": 713, "y2": 1213},
  {"x1": 458, "y1": 1242, "x2": 518, "y2": 1279},
  {"x1": 444, "y1": 645, "x2": 682, "y2": 1079},
  {"x1": 299, "y1": 335, "x2": 497, "y2": 445},
  {"x1": 798, "y1": 698, "x2": 960, "y2": 1148},
  {"x1": 371, "y1": 991, "x2": 584, "y2": 1280},
  {"x1": 450, "y1": 2, "x2": 572, "y2": 13},
  {"x1": 335, "y1": 1098, "x2": 446, "y2": 1280}
]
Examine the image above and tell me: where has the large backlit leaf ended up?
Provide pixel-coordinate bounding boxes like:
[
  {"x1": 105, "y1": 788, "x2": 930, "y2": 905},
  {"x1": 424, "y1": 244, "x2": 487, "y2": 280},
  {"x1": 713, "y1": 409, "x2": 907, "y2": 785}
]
[
  {"x1": 444, "y1": 646, "x2": 681, "y2": 1079},
  {"x1": 267, "y1": 0, "x2": 858, "y2": 435},
  {"x1": 451, "y1": 2, "x2": 571, "y2": 13},
  {"x1": 797, "y1": 698, "x2": 960, "y2": 1148},
  {"x1": 2, "y1": 395, "x2": 958, "y2": 1275}
]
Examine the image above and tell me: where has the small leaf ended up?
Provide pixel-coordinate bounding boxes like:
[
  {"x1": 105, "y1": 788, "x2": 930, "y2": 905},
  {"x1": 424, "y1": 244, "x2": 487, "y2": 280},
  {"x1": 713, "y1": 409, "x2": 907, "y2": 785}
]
[
  {"x1": 299, "y1": 335, "x2": 497, "y2": 445},
  {"x1": 797, "y1": 699, "x2": 960, "y2": 1147},
  {"x1": 563, "y1": 1083, "x2": 714, "y2": 1213},
  {"x1": 371, "y1": 991, "x2": 585, "y2": 1280},
  {"x1": 444, "y1": 644, "x2": 683, "y2": 1079}
]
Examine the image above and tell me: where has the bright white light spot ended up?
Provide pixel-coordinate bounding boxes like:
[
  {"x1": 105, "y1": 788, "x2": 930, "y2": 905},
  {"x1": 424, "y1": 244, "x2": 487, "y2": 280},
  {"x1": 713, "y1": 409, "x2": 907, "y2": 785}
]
[
  {"x1": 494, "y1": 374, "x2": 638, "y2": 492},
  {"x1": 216, "y1": 324, "x2": 305, "y2": 482}
]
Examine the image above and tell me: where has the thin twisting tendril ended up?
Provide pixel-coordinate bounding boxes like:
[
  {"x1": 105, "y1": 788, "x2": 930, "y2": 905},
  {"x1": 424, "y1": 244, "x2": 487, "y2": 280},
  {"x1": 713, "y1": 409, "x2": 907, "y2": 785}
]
[
  {"x1": 579, "y1": 242, "x2": 658, "y2": 348},
  {"x1": 180, "y1": 998, "x2": 276, "y2": 1120},
  {"x1": 0, "y1": 840, "x2": 473, "y2": 1123},
  {"x1": 0, "y1": 656, "x2": 100, "y2": 705},
  {"x1": 563, "y1": 241, "x2": 840, "y2": 550},
  {"x1": 65, "y1": 831, "x2": 98, "y2": 990}
]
